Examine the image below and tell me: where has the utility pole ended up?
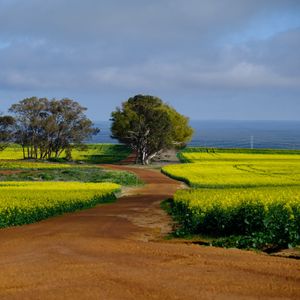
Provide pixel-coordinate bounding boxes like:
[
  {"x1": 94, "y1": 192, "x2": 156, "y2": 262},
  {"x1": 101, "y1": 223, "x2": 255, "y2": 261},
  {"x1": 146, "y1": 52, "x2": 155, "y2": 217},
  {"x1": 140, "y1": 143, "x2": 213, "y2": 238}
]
[{"x1": 250, "y1": 135, "x2": 254, "y2": 149}]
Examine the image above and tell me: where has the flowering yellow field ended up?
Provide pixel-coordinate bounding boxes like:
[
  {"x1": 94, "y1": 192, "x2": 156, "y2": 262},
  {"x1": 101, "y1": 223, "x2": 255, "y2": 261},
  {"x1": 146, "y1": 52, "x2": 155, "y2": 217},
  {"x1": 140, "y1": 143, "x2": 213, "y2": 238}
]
[
  {"x1": 0, "y1": 144, "x2": 135, "y2": 228},
  {"x1": 0, "y1": 182, "x2": 120, "y2": 228},
  {"x1": 163, "y1": 149, "x2": 300, "y2": 249},
  {"x1": 182, "y1": 152, "x2": 300, "y2": 162},
  {"x1": 163, "y1": 152, "x2": 300, "y2": 188},
  {"x1": 172, "y1": 185, "x2": 300, "y2": 247},
  {"x1": 0, "y1": 144, "x2": 130, "y2": 163},
  {"x1": 0, "y1": 145, "x2": 23, "y2": 160}
]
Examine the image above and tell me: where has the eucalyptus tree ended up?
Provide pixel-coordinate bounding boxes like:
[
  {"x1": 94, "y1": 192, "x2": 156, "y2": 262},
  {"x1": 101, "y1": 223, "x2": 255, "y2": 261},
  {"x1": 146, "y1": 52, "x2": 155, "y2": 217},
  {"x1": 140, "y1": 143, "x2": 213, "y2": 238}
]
[
  {"x1": 46, "y1": 98, "x2": 99, "y2": 159},
  {"x1": 9, "y1": 97, "x2": 49, "y2": 158},
  {"x1": 111, "y1": 94, "x2": 193, "y2": 165},
  {"x1": 0, "y1": 115, "x2": 15, "y2": 151},
  {"x1": 9, "y1": 97, "x2": 98, "y2": 159}
]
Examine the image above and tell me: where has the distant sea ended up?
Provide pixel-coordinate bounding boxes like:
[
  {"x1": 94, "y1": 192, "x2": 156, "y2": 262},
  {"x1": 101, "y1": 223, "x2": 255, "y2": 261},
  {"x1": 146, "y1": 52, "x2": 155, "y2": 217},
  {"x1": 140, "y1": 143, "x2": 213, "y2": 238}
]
[{"x1": 90, "y1": 120, "x2": 300, "y2": 150}]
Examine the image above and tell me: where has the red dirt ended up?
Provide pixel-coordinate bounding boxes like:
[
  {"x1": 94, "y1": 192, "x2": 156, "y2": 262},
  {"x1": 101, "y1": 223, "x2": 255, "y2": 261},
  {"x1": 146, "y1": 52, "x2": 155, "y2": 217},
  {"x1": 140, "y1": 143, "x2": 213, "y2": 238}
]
[
  {"x1": 0, "y1": 170, "x2": 24, "y2": 175},
  {"x1": 118, "y1": 151, "x2": 137, "y2": 164},
  {"x1": 0, "y1": 165, "x2": 299, "y2": 300}
]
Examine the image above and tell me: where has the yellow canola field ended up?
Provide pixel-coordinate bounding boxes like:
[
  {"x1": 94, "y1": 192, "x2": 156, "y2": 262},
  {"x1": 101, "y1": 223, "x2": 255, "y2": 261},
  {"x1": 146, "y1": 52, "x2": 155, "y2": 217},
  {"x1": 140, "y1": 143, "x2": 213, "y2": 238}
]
[
  {"x1": 175, "y1": 186, "x2": 300, "y2": 213},
  {"x1": 0, "y1": 144, "x2": 130, "y2": 163},
  {"x1": 182, "y1": 152, "x2": 300, "y2": 162},
  {"x1": 163, "y1": 152, "x2": 300, "y2": 188},
  {"x1": 173, "y1": 186, "x2": 300, "y2": 239},
  {"x1": 0, "y1": 182, "x2": 120, "y2": 228},
  {"x1": 163, "y1": 150, "x2": 300, "y2": 247},
  {"x1": 0, "y1": 145, "x2": 23, "y2": 160}
]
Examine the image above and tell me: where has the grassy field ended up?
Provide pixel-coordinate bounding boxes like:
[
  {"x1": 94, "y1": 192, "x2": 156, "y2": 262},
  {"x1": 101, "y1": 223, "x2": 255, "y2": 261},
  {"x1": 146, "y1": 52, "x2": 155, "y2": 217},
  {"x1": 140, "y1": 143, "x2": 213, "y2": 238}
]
[
  {"x1": 0, "y1": 182, "x2": 120, "y2": 228},
  {"x1": 70, "y1": 144, "x2": 131, "y2": 163},
  {"x1": 0, "y1": 167, "x2": 141, "y2": 186},
  {"x1": 162, "y1": 148, "x2": 300, "y2": 250},
  {"x1": 0, "y1": 144, "x2": 131, "y2": 163},
  {"x1": 0, "y1": 160, "x2": 74, "y2": 169}
]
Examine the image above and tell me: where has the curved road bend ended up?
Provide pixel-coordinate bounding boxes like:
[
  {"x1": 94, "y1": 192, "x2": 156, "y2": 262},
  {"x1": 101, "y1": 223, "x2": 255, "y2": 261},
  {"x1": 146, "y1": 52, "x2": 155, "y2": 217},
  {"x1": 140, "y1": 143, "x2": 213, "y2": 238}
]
[{"x1": 0, "y1": 165, "x2": 299, "y2": 299}]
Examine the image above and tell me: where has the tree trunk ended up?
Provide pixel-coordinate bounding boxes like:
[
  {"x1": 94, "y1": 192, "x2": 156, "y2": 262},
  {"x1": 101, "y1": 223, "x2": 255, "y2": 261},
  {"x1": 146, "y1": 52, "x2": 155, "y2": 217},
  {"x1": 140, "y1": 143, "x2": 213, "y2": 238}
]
[
  {"x1": 34, "y1": 146, "x2": 38, "y2": 159},
  {"x1": 141, "y1": 150, "x2": 147, "y2": 165},
  {"x1": 22, "y1": 146, "x2": 25, "y2": 159},
  {"x1": 147, "y1": 152, "x2": 158, "y2": 164}
]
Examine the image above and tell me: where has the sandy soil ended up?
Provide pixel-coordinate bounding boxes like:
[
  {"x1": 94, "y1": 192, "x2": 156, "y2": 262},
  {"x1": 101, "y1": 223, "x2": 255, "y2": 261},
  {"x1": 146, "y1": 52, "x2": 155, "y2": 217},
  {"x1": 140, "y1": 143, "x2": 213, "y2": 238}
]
[{"x1": 0, "y1": 165, "x2": 299, "y2": 299}]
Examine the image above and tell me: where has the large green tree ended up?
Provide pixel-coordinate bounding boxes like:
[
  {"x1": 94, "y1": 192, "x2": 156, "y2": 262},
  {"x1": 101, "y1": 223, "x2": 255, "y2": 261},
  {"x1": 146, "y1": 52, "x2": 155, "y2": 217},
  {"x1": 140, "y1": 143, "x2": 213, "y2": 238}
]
[{"x1": 111, "y1": 95, "x2": 193, "y2": 165}]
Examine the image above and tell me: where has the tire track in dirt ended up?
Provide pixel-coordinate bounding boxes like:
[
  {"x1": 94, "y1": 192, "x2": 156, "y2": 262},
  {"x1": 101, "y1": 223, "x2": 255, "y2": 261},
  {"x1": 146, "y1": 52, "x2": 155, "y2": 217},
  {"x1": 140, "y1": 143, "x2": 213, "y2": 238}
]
[{"x1": 0, "y1": 165, "x2": 299, "y2": 299}]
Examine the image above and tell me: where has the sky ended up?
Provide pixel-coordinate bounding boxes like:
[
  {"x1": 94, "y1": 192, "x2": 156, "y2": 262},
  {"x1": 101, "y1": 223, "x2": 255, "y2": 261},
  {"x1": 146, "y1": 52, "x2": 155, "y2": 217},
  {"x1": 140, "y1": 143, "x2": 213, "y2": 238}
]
[{"x1": 0, "y1": 0, "x2": 300, "y2": 121}]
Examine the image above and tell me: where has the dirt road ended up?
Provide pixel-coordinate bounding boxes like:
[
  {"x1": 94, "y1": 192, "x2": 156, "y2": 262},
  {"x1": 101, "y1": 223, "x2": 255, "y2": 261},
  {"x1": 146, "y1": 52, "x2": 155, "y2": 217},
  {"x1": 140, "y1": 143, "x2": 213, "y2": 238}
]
[{"x1": 0, "y1": 166, "x2": 299, "y2": 299}]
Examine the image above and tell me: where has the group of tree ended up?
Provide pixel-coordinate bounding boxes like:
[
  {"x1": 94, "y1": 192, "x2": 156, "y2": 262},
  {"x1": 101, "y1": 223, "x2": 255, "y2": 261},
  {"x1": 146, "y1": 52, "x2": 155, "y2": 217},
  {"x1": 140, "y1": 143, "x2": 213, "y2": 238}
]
[
  {"x1": 1, "y1": 94, "x2": 193, "y2": 164},
  {"x1": 0, "y1": 97, "x2": 98, "y2": 159},
  {"x1": 111, "y1": 95, "x2": 193, "y2": 165}
]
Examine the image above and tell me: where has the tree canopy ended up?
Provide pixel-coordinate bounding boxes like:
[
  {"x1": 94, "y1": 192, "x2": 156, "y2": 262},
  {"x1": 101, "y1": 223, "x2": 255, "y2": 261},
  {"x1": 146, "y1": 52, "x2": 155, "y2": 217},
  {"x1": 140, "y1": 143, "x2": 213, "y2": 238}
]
[
  {"x1": 8, "y1": 97, "x2": 98, "y2": 159},
  {"x1": 0, "y1": 115, "x2": 15, "y2": 151},
  {"x1": 111, "y1": 95, "x2": 193, "y2": 164}
]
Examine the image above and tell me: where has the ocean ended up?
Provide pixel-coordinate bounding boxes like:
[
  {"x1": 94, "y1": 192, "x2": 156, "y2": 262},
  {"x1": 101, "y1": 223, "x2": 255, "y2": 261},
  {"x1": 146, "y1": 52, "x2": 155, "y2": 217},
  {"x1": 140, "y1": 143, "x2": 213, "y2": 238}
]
[{"x1": 90, "y1": 120, "x2": 300, "y2": 150}]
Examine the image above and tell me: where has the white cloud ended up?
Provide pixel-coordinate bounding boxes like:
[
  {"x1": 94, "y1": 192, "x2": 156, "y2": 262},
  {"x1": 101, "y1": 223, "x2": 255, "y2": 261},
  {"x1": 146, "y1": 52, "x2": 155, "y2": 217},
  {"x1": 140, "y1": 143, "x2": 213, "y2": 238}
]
[{"x1": 0, "y1": 0, "x2": 299, "y2": 120}]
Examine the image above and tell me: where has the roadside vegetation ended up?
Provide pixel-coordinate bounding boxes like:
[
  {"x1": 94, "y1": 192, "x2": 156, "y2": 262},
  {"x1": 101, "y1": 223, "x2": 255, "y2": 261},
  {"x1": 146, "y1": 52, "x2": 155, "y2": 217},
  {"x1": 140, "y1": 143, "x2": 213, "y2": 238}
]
[{"x1": 162, "y1": 148, "x2": 300, "y2": 251}]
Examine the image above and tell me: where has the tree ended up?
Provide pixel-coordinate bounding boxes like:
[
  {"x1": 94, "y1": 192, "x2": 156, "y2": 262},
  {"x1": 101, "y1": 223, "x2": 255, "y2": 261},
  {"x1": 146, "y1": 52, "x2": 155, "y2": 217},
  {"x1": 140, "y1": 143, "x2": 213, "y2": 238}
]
[
  {"x1": 9, "y1": 97, "x2": 50, "y2": 159},
  {"x1": 45, "y1": 98, "x2": 99, "y2": 159},
  {"x1": 0, "y1": 115, "x2": 15, "y2": 151},
  {"x1": 9, "y1": 97, "x2": 98, "y2": 159},
  {"x1": 111, "y1": 94, "x2": 193, "y2": 165}
]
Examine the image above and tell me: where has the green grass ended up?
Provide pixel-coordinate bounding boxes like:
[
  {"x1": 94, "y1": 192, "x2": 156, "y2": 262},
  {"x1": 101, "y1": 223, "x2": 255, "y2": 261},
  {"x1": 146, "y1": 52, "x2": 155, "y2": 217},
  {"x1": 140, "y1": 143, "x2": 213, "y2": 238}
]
[
  {"x1": 0, "y1": 160, "x2": 142, "y2": 186},
  {"x1": 0, "y1": 144, "x2": 140, "y2": 185},
  {"x1": 0, "y1": 160, "x2": 75, "y2": 169},
  {"x1": 70, "y1": 144, "x2": 131, "y2": 163},
  {"x1": 0, "y1": 167, "x2": 141, "y2": 186}
]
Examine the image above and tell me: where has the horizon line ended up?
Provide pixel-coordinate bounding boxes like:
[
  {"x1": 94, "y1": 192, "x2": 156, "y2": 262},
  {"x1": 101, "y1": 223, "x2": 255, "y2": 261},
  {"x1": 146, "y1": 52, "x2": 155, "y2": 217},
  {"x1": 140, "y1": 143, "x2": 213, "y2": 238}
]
[{"x1": 92, "y1": 119, "x2": 300, "y2": 123}]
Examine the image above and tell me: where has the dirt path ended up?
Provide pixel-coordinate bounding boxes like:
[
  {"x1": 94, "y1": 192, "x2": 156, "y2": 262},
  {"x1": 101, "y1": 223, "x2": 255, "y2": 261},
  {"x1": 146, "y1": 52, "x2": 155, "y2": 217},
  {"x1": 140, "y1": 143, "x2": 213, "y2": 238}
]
[{"x1": 0, "y1": 166, "x2": 300, "y2": 299}]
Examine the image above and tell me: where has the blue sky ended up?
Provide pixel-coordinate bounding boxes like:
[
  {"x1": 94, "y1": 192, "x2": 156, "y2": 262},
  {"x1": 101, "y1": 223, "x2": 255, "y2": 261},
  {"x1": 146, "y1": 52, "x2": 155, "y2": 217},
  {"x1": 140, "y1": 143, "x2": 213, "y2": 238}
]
[{"x1": 0, "y1": 0, "x2": 300, "y2": 121}]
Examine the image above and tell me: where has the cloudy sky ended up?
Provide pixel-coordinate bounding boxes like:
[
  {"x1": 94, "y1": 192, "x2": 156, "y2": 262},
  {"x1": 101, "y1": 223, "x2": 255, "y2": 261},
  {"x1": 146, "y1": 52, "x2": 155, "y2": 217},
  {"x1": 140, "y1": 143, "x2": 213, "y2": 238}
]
[{"x1": 0, "y1": 0, "x2": 299, "y2": 121}]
